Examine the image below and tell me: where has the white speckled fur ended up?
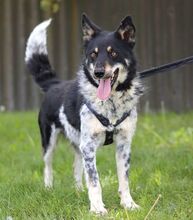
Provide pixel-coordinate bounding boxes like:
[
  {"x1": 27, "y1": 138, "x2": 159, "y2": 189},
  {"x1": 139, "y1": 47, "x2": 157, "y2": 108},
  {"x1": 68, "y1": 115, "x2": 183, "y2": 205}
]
[{"x1": 115, "y1": 109, "x2": 140, "y2": 209}]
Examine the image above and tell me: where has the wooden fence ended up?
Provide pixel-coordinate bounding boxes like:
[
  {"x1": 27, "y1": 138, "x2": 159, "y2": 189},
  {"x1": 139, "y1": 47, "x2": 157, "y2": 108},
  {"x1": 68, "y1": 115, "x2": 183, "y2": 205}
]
[{"x1": 0, "y1": 0, "x2": 193, "y2": 112}]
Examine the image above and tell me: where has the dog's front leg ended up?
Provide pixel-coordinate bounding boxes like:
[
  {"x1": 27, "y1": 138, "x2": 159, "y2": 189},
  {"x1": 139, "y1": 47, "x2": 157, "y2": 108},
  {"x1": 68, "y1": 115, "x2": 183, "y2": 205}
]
[
  {"x1": 80, "y1": 137, "x2": 107, "y2": 215},
  {"x1": 80, "y1": 105, "x2": 107, "y2": 214},
  {"x1": 115, "y1": 112, "x2": 140, "y2": 210},
  {"x1": 115, "y1": 141, "x2": 139, "y2": 210}
]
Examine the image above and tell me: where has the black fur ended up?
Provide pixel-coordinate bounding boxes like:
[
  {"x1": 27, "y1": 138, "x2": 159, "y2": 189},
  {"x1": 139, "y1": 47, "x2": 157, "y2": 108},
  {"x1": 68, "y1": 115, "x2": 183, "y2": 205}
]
[
  {"x1": 27, "y1": 54, "x2": 60, "y2": 92},
  {"x1": 116, "y1": 57, "x2": 137, "y2": 91},
  {"x1": 83, "y1": 65, "x2": 98, "y2": 87}
]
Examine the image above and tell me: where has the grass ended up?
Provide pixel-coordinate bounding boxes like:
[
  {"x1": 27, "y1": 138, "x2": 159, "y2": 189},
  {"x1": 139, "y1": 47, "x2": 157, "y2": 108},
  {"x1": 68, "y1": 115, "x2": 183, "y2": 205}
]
[{"x1": 0, "y1": 111, "x2": 193, "y2": 220}]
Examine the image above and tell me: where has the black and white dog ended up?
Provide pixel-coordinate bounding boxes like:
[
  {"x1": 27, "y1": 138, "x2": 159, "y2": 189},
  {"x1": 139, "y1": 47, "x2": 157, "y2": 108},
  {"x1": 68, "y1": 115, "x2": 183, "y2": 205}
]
[{"x1": 25, "y1": 14, "x2": 143, "y2": 214}]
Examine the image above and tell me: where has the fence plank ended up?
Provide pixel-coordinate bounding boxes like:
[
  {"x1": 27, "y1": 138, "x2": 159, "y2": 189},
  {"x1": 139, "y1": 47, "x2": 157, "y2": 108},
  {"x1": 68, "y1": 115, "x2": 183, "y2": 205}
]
[
  {"x1": 14, "y1": 0, "x2": 26, "y2": 110},
  {"x1": 0, "y1": 1, "x2": 3, "y2": 106},
  {"x1": 2, "y1": 0, "x2": 14, "y2": 110},
  {"x1": 0, "y1": 0, "x2": 193, "y2": 111}
]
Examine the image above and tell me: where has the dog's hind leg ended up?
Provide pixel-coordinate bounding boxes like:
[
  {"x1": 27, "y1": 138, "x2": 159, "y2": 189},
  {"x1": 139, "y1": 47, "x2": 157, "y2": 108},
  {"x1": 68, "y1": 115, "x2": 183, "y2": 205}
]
[
  {"x1": 39, "y1": 121, "x2": 60, "y2": 188},
  {"x1": 73, "y1": 148, "x2": 83, "y2": 190}
]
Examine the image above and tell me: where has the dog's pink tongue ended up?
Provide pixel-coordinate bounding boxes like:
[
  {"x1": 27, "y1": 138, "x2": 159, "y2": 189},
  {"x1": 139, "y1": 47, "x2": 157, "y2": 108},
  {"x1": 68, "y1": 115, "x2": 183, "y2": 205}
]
[{"x1": 97, "y1": 78, "x2": 111, "y2": 100}]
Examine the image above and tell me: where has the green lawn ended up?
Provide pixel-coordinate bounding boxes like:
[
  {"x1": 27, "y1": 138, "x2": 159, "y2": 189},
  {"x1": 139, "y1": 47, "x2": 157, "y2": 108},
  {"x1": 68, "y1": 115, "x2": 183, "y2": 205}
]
[{"x1": 0, "y1": 112, "x2": 193, "y2": 220}]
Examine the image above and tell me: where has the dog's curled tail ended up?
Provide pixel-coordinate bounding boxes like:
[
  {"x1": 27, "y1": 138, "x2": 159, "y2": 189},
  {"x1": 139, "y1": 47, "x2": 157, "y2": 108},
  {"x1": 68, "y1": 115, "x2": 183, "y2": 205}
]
[{"x1": 25, "y1": 19, "x2": 60, "y2": 92}]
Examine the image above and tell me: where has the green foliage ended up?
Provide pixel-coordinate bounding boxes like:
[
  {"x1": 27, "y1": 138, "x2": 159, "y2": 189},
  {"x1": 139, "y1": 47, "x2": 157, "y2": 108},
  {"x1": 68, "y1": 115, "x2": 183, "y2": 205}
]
[
  {"x1": 40, "y1": 0, "x2": 60, "y2": 14},
  {"x1": 0, "y1": 112, "x2": 193, "y2": 219}
]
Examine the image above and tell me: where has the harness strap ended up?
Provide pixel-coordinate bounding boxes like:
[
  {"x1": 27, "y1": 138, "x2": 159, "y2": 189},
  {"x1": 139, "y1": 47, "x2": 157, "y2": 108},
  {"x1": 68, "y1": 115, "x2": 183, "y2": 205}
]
[
  {"x1": 85, "y1": 102, "x2": 110, "y2": 127},
  {"x1": 114, "y1": 111, "x2": 131, "y2": 127},
  {"x1": 85, "y1": 102, "x2": 131, "y2": 145}
]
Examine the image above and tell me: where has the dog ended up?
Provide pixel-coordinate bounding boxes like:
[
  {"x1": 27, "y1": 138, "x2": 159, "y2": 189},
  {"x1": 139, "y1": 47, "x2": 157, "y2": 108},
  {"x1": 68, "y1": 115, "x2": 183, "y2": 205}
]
[{"x1": 25, "y1": 14, "x2": 143, "y2": 214}]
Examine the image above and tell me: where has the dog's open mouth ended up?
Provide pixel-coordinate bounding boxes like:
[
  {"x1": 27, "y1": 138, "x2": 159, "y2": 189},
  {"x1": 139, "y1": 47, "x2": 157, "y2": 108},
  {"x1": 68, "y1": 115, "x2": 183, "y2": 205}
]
[{"x1": 97, "y1": 68, "x2": 119, "y2": 101}]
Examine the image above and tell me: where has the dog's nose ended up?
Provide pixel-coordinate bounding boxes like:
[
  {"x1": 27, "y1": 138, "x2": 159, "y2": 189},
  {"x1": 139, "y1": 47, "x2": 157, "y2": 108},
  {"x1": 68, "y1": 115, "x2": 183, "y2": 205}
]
[{"x1": 94, "y1": 71, "x2": 105, "y2": 78}]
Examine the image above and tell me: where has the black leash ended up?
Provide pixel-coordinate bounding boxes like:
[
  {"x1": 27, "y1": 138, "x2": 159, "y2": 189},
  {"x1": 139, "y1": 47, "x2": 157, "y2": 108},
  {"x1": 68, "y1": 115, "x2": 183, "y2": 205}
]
[{"x1": 138, "y1": 55, "x2": 193, "y2": 79}]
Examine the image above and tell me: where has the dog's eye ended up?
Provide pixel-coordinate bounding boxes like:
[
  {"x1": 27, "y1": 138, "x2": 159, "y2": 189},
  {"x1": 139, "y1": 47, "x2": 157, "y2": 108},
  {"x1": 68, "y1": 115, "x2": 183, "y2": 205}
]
[
  {"x1": 90, "y1": 52, "x2": 98, "y2": 60},
  {"x1": 110, "y1": 51, "x2": 118, "y2": 58}
]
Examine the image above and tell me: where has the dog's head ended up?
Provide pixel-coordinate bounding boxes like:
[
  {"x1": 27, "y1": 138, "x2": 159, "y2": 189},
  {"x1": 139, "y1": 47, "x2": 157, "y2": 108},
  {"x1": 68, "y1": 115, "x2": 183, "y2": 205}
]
[{"x1": 82, "y1": 14, "x2": 137, "y2": 101}]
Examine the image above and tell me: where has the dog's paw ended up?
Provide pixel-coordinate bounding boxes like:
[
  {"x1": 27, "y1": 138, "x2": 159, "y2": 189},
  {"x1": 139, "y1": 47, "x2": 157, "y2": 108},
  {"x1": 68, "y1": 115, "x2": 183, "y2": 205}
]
[
  {"x1": 75, "y1": 183, "x2": 84, "y2": 191},
  {"x1": 45, "y1": 183, "x2": 53, "y2": 189},
  {"x1": 121, "y1": 198, "x2": 140, "y2": 210},
  {"x1": 44, "y1": 181, "x2": 53, "y2": 189},
  {"x1": 90, "y1": 204, "x2": 108, "y2": 215}
]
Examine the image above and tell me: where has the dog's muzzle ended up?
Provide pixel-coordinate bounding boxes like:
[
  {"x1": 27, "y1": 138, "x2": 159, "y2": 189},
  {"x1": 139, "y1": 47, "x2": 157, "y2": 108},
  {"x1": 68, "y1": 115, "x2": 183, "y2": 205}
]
[
  {"x1": 94, "y1": 67, "x2": 105, "y2": 79},
  {"x1": 94, "y1": 71, "x2": 105, "y2": 79}
]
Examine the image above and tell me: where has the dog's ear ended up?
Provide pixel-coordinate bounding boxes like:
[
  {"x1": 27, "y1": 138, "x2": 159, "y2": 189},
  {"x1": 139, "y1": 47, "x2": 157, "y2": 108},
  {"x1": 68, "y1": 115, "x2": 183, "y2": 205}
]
[
  {"x1": 115, "y1": 16, "x2": 136, "y2": 48},
  {"x1": 82, "y1": 13, "x2": 101, "y2": 44}
]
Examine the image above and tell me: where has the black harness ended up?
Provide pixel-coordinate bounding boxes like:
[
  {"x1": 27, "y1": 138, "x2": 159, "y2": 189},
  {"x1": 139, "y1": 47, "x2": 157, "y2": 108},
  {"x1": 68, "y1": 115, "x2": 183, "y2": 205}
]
[{"x1": 85, "y1": 102, "x2": 131, "y2": 145}]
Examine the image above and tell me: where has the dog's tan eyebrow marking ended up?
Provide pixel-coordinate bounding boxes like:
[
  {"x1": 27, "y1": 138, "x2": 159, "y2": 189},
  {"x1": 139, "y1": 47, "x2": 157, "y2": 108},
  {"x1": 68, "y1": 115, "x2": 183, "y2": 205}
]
[
  {"x1": 94, "y1": 47, "x2": 98, "y2": 53},
  {"x1": 107, "y1": 46, "x2": 112, "y2": 52}
]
